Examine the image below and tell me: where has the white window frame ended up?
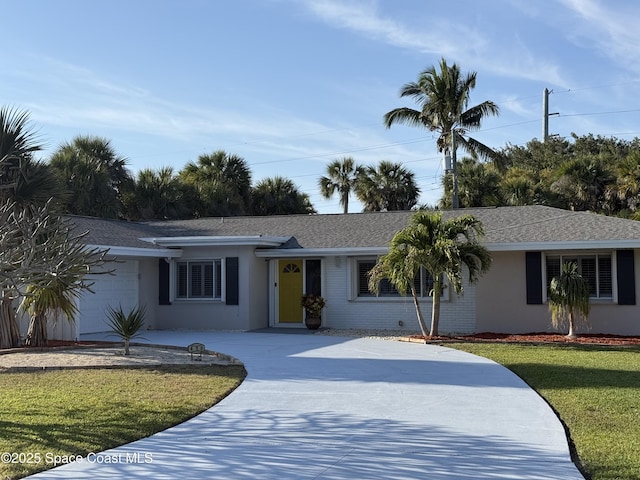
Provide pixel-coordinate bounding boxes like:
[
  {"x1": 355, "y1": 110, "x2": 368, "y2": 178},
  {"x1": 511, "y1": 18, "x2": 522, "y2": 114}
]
[
  {"x1": 174, "y1": 259, "x2": 223, "y2": 301},
  {"x1": 350, "y1": 257, "x2": 449, "y2": 302},
  {"x1": 542, "y1": 252, "x2": 615, "y2": 302}
]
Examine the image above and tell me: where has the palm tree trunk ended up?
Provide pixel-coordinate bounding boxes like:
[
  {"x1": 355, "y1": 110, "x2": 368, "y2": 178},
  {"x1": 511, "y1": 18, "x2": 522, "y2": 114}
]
[
  {"x1": 567, "y1": 310, "x2": 577, "y2": 338},
  {"x1": 0, "y1": 288, "x2": 21, "y2": 349},
  {"x1": 25, "y1": 312, "x2": 48, "y2": 347},
  {"x1": 124, "y1": 338, "x2": 130, "y2": 355},
  {"x1": 430, "y1": 281, "x2": 442, "y2": 337},
  {"x1": 410, "y1": 285, "x2": 429, "y2": 337}
]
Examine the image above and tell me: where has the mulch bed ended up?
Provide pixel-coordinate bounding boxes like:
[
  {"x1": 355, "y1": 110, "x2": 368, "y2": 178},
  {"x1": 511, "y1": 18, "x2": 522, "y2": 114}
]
[{"x1": 408, "y1": 332, "x2": 640, "y2": 346}]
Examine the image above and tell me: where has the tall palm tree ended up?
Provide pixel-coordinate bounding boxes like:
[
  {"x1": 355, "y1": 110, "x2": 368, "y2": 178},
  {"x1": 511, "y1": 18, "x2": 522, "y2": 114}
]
[
  {"x1": 548, "y1": 262, "x2": 590, "y2": 338},
  {"x1": 318, "y1": 157, "x2": 362, "y2": 213},
  {"x1": 370, "y1": 211, "x2": 491, "y2": 337},
  {"x1": 49, "y1": 135, "x2": 131, "y2": 218},
  {"x1": 251, "y1": 176, "x2": 316, "y2": 215},
  {"x1": 355, "y1": 161, "x2": 420, "y2": 211},
  {"x1": 124, "y1": 167, "x2": 188, "y2": 220},
  {"x1": 384, "y1": 58, "x2": 501, "y2": 164},
  {"x1": 179, "y1": 150, "x2": 252, "y2": 217}
]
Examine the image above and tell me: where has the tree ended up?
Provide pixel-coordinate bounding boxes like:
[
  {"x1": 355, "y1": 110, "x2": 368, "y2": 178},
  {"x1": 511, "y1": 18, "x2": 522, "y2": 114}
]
[
  {"x1": 440, "y1": 157, "x2": 502, "y2": 208},
  {"x1": 179, "y1": 150, "x2": 252, "y2": 217},
  {"x1": 384, "y1": 57, "x2": 501, "y2": 165},
  {"x1": 550, "y1": 155, "x2": 615, "y2": 213},
  {"x1": 318, "y1": 157, "x2": 363, "y2": 213},
  {"x1": 251, "y1": 176, "x2": 315, "y2": 215},
  {"x1": 0, "y1": 107, "x2": 42, "y2": 196},
  {"x1": 49, "y1": 136, "x2": 131, "y2": 218},
  {"x1": 123, "y1": 167, "x2": 188, "y2": 220},
  {"x1": 548, "y1": 262, "x2": 590, "y2": 338},
  {"x1": 369, "y1": 211, "x2": 491, "y2": 337},
  {"x1": 0, "y1": 201, "x2": 109, "y2": 348},
  {"x1": 355, "y1": 161, "x2": 420, "y2": 211}
]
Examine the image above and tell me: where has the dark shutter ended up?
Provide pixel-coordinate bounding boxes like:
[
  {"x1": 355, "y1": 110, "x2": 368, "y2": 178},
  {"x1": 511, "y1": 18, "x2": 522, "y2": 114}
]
[
  {"x1": 616, "y1": 250, "x2": 636, "y2": 305},
  {"x1": 158, "y1": 258, "x2": 171, "y2": 305},
  {"x1": 225, "y1": 257, "x2": 239, "y2": 305},
  {"x1": 525, "y1": 252, "x2": 543, "y2": 305}
]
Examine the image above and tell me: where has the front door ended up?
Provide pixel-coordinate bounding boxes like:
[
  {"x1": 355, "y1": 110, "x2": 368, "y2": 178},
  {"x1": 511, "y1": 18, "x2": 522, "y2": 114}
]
[{"x1": 278, "y1": 259, "x2": 303, "y2": 324}]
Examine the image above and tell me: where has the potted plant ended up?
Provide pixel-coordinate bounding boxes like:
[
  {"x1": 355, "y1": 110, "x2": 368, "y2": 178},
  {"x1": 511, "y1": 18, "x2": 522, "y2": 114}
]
[{"x1": 301, "y1": 293, "x2": 325, "y2": 330}]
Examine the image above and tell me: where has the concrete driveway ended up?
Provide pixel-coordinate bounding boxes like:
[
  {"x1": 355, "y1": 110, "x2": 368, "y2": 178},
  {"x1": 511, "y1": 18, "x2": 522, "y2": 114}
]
[{"x1": 30, "y1": 331, "x2": 584, "y2": 479}]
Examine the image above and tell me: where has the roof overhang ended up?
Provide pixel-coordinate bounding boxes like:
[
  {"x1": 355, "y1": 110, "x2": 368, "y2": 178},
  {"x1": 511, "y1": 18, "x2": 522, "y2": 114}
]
[
  {"x1": 141, "y1": 235, "x2": 290, "y2": 248},
  {"x1": 255, "y1": 247, "x2": 389, "y2": 258},
  {"x1": 487, "y1": 240, "x2": 640, "y2": 251},
  {"x1": 88, "y1": 245, "x2": 183, "y2": 258}
]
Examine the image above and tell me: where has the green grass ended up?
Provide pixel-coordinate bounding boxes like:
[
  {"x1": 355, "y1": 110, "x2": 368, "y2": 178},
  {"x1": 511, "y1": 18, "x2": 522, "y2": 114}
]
[
  {"x1": 0, "y1": 365, "x2": 246, "y2": 479},
  {"x1": 449, "y1": 342, "x2": 640, "y2": 480}
]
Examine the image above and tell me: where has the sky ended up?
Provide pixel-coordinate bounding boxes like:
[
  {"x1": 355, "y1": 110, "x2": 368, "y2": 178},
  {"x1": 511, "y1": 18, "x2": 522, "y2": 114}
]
[{"x1": 3, "y1": 0, "x2": 640, "y2": 214}]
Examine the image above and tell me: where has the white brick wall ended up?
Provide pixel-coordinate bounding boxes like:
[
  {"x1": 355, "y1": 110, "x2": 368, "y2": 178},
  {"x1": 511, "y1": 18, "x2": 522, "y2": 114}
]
[{"x1": 322, "y1": 256, "x2": 477, "y2": 334}]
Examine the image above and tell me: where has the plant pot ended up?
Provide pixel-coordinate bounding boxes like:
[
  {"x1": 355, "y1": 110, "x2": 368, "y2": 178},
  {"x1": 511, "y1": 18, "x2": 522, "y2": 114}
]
[{"x1": 305, "y1": 315, "x2": 321, "y2": 330}]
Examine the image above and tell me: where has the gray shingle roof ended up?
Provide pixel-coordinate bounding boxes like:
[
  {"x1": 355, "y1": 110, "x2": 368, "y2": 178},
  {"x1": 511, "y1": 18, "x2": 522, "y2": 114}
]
[{"x1": 67, "y1": 205, "x2": 640, "y2": 252}]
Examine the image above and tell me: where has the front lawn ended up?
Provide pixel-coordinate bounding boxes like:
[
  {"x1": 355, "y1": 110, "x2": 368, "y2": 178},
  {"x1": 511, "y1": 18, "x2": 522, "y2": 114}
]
[
  {"x1": 449, "y1": 343, "x2": 640, "y2": 480},
  {"x1": 0, "y1": 364, "x2": 246, "y2": 479}
]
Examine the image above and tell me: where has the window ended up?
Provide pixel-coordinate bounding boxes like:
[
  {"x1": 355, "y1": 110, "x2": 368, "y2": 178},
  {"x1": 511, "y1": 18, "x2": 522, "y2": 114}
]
[
  {"x1": 545, "y1": 254, "x2": 613, "y2": 299},
  {"x1": 356, "y1": 259, "x2": 438, "y2": 298},
  {"x1": 176, "y1": 260, "x2": 222, "y2": 299}
]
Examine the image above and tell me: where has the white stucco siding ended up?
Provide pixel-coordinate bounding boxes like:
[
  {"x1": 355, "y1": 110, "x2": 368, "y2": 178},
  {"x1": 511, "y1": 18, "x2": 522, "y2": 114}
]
[
  {"x1": 476, "y1": 250, "x2": 640, "y2": 335},
  {"x1": 321, "y1": 256, "x2": 477, "y2": 334},
  {"x1": 155, "y1": 245, "x2": 264, "y2": 331}
]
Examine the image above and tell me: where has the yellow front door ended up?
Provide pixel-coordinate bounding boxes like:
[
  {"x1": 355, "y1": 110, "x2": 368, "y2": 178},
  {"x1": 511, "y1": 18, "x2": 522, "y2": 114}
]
[{"x1": 278, "y1": 259, "x2": 303, "y2": 323}]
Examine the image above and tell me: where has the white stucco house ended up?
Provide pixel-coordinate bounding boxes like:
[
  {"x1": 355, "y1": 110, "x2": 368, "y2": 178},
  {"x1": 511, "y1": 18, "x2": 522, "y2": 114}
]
[{"x1": 27, "y1": 205, "x2": 640, "y2": 340}]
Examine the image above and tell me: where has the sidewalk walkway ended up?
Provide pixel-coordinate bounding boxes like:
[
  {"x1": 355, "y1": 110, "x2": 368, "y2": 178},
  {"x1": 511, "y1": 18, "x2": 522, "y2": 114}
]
[{"x1": 28, "y1": 331, "x2": 584, "y2": 479}]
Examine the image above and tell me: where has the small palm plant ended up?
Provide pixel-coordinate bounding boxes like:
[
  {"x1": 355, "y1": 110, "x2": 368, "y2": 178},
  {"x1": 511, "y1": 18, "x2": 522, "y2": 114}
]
[
  {"x1": 106, "y1": 305, "x2": 147, "y2": 355},
  {"x1": 548, "y1": 262, "x2": 591, "y2": 338}
]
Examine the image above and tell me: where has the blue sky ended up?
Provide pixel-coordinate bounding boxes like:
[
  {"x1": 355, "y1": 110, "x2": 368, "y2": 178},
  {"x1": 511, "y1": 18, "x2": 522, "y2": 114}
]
[{"x1": 4, "y1": 0, "x2": 640, "y2": 213}]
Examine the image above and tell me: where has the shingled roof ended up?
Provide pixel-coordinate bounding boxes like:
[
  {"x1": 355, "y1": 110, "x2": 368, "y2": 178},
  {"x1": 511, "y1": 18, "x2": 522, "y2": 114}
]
[{"x1": 68, "y1": 205, "x2": 640, "y2": 252}]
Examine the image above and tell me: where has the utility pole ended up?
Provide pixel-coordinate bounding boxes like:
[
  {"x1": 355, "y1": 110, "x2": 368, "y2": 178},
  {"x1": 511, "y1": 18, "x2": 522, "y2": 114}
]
[{"x1": 542, "y1": 88, "x2": 559, "y2": 142}]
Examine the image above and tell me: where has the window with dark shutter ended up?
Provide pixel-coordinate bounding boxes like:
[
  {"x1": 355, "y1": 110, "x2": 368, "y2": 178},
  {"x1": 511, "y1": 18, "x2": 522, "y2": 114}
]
[{"x1": 176, "y1": 260, "x2": 222, "y2": 300}]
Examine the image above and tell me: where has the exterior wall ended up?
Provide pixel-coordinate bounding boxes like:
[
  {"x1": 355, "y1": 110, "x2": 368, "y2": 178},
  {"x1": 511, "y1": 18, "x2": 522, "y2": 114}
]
[
  {"x1": 320, "y1": 255, "x2": 477, "y2": 334},
  {"x1": 138, "y1": 257, "x2": 159, "y2": 330},
  {"x1": 476, "y1": 250, "x2": 640, "y2": 335},
  {"x1": 155, "y1": 245, "x2": 268, "y2": 331}
]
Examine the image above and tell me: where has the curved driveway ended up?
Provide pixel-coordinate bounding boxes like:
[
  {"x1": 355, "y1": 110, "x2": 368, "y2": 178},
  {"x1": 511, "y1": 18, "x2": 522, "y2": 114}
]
[{"x1": 31, "y1": 331, "x2": 584, "y2": 479}]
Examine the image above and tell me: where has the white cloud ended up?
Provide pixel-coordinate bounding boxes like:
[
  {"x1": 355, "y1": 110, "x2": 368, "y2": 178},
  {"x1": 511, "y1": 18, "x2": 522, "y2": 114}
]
[
  {"x1": 558, "y1": 0, "x2": 640, "y2": 71},
  {"x1": 298, "y1": 0, "x2": 567, "y2": 86}
]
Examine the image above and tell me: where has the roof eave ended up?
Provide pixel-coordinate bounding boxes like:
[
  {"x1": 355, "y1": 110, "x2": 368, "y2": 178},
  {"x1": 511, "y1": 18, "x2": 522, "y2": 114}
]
[
  {"x1": 487, "y1": 240, "x2": 640, "y2": 251},
  {"x1": 88, "y1": 245, "x2": 183, "y2": 258},
  {"x1": 141, "y1": 235, "x2": 290, "y2": 248}
]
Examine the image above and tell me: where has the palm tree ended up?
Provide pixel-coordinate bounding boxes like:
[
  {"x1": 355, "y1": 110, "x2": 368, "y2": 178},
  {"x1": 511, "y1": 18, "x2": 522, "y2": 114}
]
[
  {"x1": 548, "y1": 262, "x2": 590, "y2": 338},
  {"x1": 179, "y1": 150, "x2": 252, "y2": 217},
  {"x1": 384, "y1": 58, "x2": 501, "y2": 165},
  {"x1": 355, "y1": 161, "x2": 420, "y2": 211},
  {"x1": 550, "y1": 155, "x2": 614, "y2": 213},
  {"x1": 124, "y1": 167, "x2": 188, "y2": 220},
  {"x1": 370, "y1": 211, "x2": 491, "y2": 337},
  {"x1": 318, "y1": 157, "x2": 363, "y2": 213},
  {"x1": 251, "y1": 176, "x2": 316, "y2": 215},
  {"x1": 368, "y1": 235, "x2": 430, "y2": 337},
  {"x1": 49, "y1": 136, "x2": 131, "y2": 218},
  {"x1": 441, "y1": 157, "x2": 502, "y2": 208},
  {"x1": 0, "y1": 107, "x2": 42, "y2": 197}
]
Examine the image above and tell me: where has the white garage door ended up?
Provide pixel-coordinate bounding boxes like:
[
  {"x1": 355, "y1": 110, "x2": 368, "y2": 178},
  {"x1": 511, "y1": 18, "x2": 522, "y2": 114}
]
[{"x1": 77, "y1": 260, "x2": 140, "y2": 334}]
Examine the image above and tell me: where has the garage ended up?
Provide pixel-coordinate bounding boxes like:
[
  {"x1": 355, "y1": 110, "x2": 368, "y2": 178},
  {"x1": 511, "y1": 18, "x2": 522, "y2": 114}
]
[{"x1": 76, "y1": 260, "x2": 140, "y2": 335}]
